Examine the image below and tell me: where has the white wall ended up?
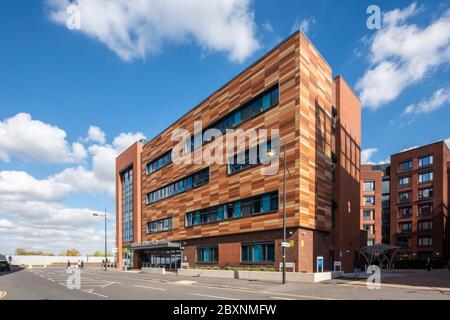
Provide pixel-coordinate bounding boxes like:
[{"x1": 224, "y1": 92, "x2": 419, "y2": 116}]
[{"x1": 9, "y1": 255, "x2": 107, "y2": 266}]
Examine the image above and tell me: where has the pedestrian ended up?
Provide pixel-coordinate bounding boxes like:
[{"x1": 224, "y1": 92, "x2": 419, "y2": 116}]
[
  {"x1": 8, "y1": 256, "x2": 12, "y2": 266},
  {"x1": 66, "y1": 260, "x2": 71, "y2": 269},
  {"x1": 80, "y1": 260, "x2": 84, "y2": 269},
  {"x1": 447, "y1": 259, "x2": 450, "y2": 272},
  {"x1": 353, "y1": 252, "x2": 362, "y2": 279},
  {"x1": 426, "y1": 257, "x2": 432, "y2": 272}
]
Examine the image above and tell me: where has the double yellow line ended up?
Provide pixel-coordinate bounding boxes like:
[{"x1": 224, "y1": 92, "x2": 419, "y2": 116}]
[{"x1": 0, "y1": 291, "x2": 7, "y2": 300}]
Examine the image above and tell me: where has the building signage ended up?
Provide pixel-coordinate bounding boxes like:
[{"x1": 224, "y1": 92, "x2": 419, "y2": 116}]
[
  {"x1": 317, "y1": 256, "x2": 324, "y2": 273},
  {"x1": 281, "y1": 242, "x2": 290, "y2": 248}
]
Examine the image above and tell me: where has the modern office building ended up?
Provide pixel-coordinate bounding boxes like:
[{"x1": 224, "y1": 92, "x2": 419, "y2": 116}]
[
  {"x1": 390, "y1": 141, "x2": 449, "y2": 261},
  {"x1": 116, "y1": 31, "x2": 362, "y2": 273}
]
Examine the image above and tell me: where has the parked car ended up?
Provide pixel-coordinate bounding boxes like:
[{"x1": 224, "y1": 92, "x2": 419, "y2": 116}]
[{"x1": 0, "y1": 255, "x2": 11, "y2": 272}]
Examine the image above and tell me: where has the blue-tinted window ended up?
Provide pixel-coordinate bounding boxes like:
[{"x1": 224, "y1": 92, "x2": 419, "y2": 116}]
[
  {"x1": 228, "y1": 140, "x2": 272, "y2": 175},
  {"x1": 418, "y1": 172, "x2": 433, "y2": 183},
  {"x1": 147, "y1": 217, "x2": 173, "y2": 233},
  {"x1": 241, "y1": 242, "x2": 275, "y2": 263},
  {"x1": 418, "y1": 155, "x2": 433, "y2": 168},
  {"x1": 146, "y1": 151, "x2": 172, "y2": 175},
  {"x1": 147, "y1": 168, "x2": 209, "y2": 204},
  {"x1": 185, "y1": 191, "x2": 278, "y2": 227},
  {"x1": 400, "y1": 160, "x2": 413, "y2": 171},
  {"x1": 121, "y1": 167, "x2": 134, "y2": 243},
  {"x1": 187, "y1": 85, "x2": 279, "y2": 151},
  {"x1": 196, "y1": 247, "x2": 218, "y2": 263}
]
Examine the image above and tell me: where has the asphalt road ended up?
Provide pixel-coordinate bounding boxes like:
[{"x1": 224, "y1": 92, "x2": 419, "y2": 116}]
[{"x1": 1, "y1": 267, "x2": 450, "y2": 300}]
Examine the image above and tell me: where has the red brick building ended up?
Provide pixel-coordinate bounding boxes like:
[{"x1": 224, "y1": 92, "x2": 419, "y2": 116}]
[
  {"x1": 360, "y1": 164, "x2": 383, "y2": 246},
  {"x1": 390, "y1": 141, "x2": 449, "y2": 261},
  {"x1": 115, "y1": 32, "x2": 362, "y2": 273}
]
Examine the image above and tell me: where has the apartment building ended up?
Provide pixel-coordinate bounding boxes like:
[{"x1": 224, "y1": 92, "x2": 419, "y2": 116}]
[
  {"x1": 361, "y1": 165, "x2": 383, "y2": 246},
  {"x1": 390, "y1": 141, "x2": 449, "y2": 261},
  {"x1": 116, "y1": 31, "x2": 362, "y2": 273}
]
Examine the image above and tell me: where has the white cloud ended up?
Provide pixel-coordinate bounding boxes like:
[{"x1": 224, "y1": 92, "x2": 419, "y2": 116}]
[
  {"x1": 0, "y1": 113, "x2": 87, "y2": 163},
  {"x1": 356, "y1": 3, "x2": 450, "y2": 109},
  {"x1": 0, "y1": 118, "x2": 145, "y2": 254},
  {"x1": 402, "y1": 87, "x2": 450, "y2": 115},
  {"x1": 361, "y1": 148, "x2": 379, "y2": 164},
  {"x1": 87, "y1": 126, "x2": 106, "y2": 144},
  {"x1": 45, "y1": 0, "x2": 260, "y2": 63},
  {"x1": 291, "y1": 17, "x2": 315, "y2": 35}
]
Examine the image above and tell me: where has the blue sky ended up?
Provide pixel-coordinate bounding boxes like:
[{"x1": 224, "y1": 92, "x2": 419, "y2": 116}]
[{"x1": 0, "y1": 0, "x2": 449, "y2": 254}]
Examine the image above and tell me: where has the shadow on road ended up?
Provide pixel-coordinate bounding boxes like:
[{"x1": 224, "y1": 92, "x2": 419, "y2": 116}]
[{"x1": 0, "y1": 266, "x2": 25, "y2": 277}]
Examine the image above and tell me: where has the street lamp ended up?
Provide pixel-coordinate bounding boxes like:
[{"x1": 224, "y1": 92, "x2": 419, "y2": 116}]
[
  {"x1": 92, "y1": 209, "x2": 109, "y2": 271},
  {"x1": 267, "y1": 144, "x2": 289, "y2": 284}
]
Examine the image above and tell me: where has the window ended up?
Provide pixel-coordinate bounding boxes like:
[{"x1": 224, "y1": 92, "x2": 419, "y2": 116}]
[
  {"x1": 418, "y1": 220, "x2": 433, "y2": 232},
  {"x1": 186, "y1": 85, "x2": 279, "y2": 152},
  {"x1": 398, "y1": 222, "x2": 412, "y2": 233},
  {"x1": 146, "y1": 151, "x2": 172, "y2": 175},
  {"x1": 228, "y1": 140, "x2": 272, "y2": 175},
  {"x1": 399, "y1": 176, "x2": 410, "y2": 187},
  {"x1": 331, "y1": 107, "x2": 337, "y2": 135},
  {"x1": 364, "y1": 224, "x2": 374, "y2": 235},
  {"x1": 363, "y1": 210, "x2": 373, "y2": 221},
  {"x1": 241, "y1": 242, "x2": 275, "y2": 263},
  {"x1": 382, "y1": 180, "x2": 390, "y2": 194},
  {"x1": 398, "y1": 207, "x2": 412, "y2": 218},
  {"x1": 399, "y1": 192, "x2": 410, "y2": 203},
  {"x1": 147, "y1": 217, "x2": 173, "y2": 233},
  {"x1": 418, "y1": 237, "x2": 433, "y2": 247},
  {"x1": 418, "y1": 155, "x2": 433, "y2": 168},
  {"x1": 196, "y1": 246, "x2": 218, "y2": 263},
  {"x1": 418, "y1": 172, "x2": 433, "y2": 184},
  {"x1": 121, "y1": 167, "x2": 134, "y2": 243},
  {"x1": 364, "y1": 196, "x2": 375, "y2": 206},
  {"x1": 418, "y1": 187, "x2": 433, "y2": 199},
  {"x1": 363, "y1": 181, "x2": 375, "y2": 192},
  {"x1": 367, "y1": 240, "x2": 374, "y2": 246},
  {"x1": 185, "y1": 192, "x2": 278, "y2": 227},
  {"x1": 418, "y1": 203, "x2": 433, "y2": 216},
  {"x1": 400, "y1": 160, "x2": 413, "y2": 171},
  {"x1": 397, "y1": 237, "x2": 410, "y2": 248},
  {"x1": 147, "y1": 168, "x2": 209, "y2": 204}
]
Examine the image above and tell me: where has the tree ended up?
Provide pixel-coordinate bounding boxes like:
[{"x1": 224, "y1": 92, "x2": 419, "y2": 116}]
[
  {"x1": 14, "y1": 248, "x2": 54, "y2": 256},
  {"x1": 91, "y1": 251, "x2": 113, "y2": 257},
  {"x1": 59, "y1": 249, "x2": 80, "y2": 256}
]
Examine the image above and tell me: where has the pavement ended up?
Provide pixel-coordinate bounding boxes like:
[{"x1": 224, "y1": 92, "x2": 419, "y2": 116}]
[{"x1": 1, "y1": 266, "x2": 450, "y2": 300}]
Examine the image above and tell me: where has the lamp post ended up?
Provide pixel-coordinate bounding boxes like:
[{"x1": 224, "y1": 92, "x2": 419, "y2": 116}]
[
  {"x1": 93, "y1": 209, "x2": 108, "y2": 271},
  {"x1": 268, "y1": 144, "x2": 288, "y2": 284}
]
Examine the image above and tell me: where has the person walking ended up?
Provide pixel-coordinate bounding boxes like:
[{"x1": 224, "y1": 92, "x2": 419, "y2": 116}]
[
  {"x1": 426, "y1": 257, "x2": 432, "y2": 272},
  {"x1": 8, "y1": 256, "x2": 12, "y2": 266},
  {"x1": 80, "y1": 260, "x2": 84, "y2": 269},
  {"x1": 353, "y1": 252, "x2": 362, "y2": 279},
  {"x1": 66, "y1": 260, "x2": 71, "y2": 269}
]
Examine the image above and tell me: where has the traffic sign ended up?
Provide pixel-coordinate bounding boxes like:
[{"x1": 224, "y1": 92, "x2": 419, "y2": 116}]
[{"x1": 281, "y1": 242, "x2": 290, "y2": 248}]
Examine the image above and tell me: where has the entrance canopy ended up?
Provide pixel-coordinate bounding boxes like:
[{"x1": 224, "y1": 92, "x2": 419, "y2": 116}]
[
  {"x1": 360, "y1": 244, "x2": 400, "y2": 270},
  {"x1": 130, "y1": 240, "x2": 181, "y2": 251}
]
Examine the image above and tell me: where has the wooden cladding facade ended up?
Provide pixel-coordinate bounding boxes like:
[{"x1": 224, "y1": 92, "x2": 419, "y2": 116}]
[{"x1": 140, "y1": 32, "x2": 334, "y2": 244}]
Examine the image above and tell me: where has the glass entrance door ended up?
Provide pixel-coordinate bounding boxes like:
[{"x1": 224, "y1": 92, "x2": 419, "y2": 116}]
[{"x1": 142, "y1": 249, "x2": 181, "y2": 270}]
